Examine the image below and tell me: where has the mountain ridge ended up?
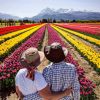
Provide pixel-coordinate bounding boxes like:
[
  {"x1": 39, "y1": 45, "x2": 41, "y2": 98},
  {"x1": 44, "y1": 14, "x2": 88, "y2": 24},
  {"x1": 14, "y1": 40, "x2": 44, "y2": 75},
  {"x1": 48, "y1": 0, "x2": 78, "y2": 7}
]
[
  {"x1": 0, "y1": 8, "x2": 100, "y2": 21},
  {"x1": 0, "y1": 12, "x2": 20, "y2": 20},
  {"x1": 30, "y1": 8, "x2": 100, "y2": 21}
]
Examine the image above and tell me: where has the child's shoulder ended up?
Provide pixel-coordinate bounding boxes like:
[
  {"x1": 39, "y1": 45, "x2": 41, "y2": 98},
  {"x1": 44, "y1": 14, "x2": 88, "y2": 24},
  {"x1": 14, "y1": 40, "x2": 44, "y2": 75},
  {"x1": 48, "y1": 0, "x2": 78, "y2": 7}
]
[
  {"x1": 65, "y1": 63, "x2": 76, "y2": 70},
  {"x1": 16, "y1": 68, "x2": 27, "y2": 77}
]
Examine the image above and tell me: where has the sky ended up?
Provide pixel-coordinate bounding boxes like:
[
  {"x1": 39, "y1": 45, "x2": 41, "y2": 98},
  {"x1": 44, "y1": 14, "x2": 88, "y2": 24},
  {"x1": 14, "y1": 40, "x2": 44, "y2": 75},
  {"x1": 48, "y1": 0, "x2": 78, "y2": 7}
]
[{"x1": 0, "y1": 0, "x2": 100, "y2": 18}]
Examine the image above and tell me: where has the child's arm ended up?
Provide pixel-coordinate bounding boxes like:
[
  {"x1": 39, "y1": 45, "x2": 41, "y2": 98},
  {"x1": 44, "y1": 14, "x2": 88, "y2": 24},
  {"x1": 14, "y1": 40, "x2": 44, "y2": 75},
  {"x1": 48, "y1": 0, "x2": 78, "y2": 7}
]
[{"x1": 15, "y1": 86, "x2": 24, "y2": 100}]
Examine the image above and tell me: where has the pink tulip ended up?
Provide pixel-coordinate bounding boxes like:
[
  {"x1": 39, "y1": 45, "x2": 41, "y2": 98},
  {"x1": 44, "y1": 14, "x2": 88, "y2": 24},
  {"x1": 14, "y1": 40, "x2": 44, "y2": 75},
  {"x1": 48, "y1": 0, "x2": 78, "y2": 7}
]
[
  {"x1": 7, "y1": 74, "x2": 10, "y2": 78},
  {"x1": 0, "y1": 25, "x2": 45, "y2": 80}
]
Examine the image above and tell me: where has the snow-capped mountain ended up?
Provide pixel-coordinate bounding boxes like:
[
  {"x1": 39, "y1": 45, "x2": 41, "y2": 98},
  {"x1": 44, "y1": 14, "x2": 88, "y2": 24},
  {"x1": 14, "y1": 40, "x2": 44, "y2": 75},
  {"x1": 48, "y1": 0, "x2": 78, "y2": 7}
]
[
  {"x1": 31, "y1": 8, "x2": 100, "y2": 21},
  {"x1": 56, "y1": 8, "x2": 70, "y2": 13},
  {"x1": 39, "y1": 8, "x2": 56, "y2": 15},
  {"x1": 38, "y1": 8, "x2": 73, "y2": 15}
]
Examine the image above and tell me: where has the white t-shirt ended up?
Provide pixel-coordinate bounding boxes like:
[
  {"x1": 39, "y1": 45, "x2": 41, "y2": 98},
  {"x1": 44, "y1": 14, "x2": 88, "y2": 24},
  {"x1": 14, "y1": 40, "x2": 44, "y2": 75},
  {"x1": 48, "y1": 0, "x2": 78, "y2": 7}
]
[{"x1": 15, "y1": 68, "x2": 47, "y2": 96}]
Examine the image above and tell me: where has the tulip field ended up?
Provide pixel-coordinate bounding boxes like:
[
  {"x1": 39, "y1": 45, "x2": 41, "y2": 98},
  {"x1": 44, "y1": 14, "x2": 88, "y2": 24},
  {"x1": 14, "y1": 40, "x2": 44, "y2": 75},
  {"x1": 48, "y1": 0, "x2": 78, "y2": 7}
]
[
  {"x1": 0, "y1": 23, "x2": 100, "y2": 100},
  {"x1": 55, "y1": 23, "x2": 100, "y2": 36}
]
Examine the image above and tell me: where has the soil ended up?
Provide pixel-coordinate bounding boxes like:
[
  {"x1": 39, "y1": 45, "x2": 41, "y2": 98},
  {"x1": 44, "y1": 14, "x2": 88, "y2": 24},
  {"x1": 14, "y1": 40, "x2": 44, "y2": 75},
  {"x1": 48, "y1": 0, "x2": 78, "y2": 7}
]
[
  {"x1": 69, "y1": 33, "x2": 100, "y2": 53},
  {"x1": 38, "y1": 27, "x2": 49, "y2": 72}
]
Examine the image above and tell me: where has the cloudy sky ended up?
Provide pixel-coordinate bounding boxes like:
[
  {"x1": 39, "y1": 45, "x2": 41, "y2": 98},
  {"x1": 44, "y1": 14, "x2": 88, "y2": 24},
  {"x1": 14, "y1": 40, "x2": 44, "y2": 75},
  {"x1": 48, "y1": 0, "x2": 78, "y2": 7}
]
[{"x1": 0, "y1": 0, "x2": 100, "y2": 18}]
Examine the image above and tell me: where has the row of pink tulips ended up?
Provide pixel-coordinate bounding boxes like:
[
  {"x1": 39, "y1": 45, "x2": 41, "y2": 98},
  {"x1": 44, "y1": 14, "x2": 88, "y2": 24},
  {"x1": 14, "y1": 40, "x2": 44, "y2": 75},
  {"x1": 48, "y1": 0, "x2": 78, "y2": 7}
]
[
  {"x1": 47, "y1": 24, "x2": 96, "y2": 99},
  {"x1": 0, "y1": 25, "x2": 45, "y2": 80}
]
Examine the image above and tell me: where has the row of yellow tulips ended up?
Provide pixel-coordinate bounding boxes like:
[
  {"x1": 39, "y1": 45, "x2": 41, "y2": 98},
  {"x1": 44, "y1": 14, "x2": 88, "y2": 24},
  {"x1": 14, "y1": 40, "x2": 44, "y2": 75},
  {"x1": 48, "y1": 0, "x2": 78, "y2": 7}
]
[
  {"x1": 54, "y1": 25, "x2": 100, "y2": 46},
  {"x1": 51, "y1": 24, "x2": 100, "y2": 68},
  {"x1": 0, "y1": 25, "x2": 39, "y2": 43},
  {"x1": 0, "y1": 24, "x2": 44, "y2": 57}
]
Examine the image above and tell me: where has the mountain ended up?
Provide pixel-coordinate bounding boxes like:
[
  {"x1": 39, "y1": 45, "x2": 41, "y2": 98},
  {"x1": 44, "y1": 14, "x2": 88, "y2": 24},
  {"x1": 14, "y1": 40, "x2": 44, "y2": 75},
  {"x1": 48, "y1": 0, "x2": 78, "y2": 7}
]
[
  {"x1": 39, "y1": 8, "x2": 56, "y2": 15},
  {"x1": 0, "y1": 12, "x2": 20, "y2": 20},
  {"x1": 56, "y1": 8, "x2": 70, "y2": 13},
  {"x1": 30, "y1": 8, "x2": 100, "y2": 21},
  {"x1": 0, "y1": 8, "x2": 100, "y2": 21}
]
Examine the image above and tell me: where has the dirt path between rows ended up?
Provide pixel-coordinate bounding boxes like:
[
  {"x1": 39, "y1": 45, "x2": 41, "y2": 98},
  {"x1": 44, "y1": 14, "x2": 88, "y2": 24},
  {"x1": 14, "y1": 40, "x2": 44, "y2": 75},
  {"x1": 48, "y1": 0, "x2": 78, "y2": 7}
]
[
  {"x1": 69, "y1": 33, "x2": 100, "y2": 53},
  {"x1": 57, "y1": 31, "x2": 100, "y2": 100},
  {"x1": 3, "y1": 26, "x2": 49, "y2": 100},
  {"x1": 60, "y1": 28, "x2": 100, "y2": 53},
  {"x1": 38, "y1": 27, "x2": 49, "y2": 72}
]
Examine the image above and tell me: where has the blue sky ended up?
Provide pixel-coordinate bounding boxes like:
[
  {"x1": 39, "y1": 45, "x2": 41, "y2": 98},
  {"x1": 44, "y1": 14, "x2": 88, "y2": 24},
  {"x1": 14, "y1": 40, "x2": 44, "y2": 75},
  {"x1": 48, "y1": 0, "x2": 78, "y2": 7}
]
[{"x1": 0, "y1": 0, "x2": 100, "y2": 18}]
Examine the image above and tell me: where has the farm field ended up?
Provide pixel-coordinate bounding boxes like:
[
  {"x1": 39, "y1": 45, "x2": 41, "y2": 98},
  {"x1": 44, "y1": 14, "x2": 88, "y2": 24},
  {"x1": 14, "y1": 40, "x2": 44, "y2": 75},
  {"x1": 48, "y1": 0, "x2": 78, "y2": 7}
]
[
  {"x1": 0, "y1": 23, "x2": 100, "y2": 100},
  {"x1": 0, "y1": 23, "x2": 20, "y2": 27}
]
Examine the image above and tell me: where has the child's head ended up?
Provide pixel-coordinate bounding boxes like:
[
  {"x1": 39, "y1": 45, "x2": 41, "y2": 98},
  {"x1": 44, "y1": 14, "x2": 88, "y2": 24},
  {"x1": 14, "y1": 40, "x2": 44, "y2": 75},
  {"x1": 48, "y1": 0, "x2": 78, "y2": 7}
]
[
  {"x1": 19, "y1": 47, "x2": 44, "y2": 70},
  {"x1": 44, "y1": 42, "x2": 68, "y2": 63}
]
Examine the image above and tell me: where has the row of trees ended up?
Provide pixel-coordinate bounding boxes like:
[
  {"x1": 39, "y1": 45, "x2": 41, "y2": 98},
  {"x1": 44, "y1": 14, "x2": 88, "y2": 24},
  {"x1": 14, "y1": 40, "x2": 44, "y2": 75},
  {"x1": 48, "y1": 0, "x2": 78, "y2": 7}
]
[
  {"x1": 0, "y1": 19, "x2": 35, "y2": 26},
  {"x1": 40, "y1": 18, "x2": 100, "y2": 23},
  {"x1": 0, "y1": 18, "x2": 100, "y2": 27}
]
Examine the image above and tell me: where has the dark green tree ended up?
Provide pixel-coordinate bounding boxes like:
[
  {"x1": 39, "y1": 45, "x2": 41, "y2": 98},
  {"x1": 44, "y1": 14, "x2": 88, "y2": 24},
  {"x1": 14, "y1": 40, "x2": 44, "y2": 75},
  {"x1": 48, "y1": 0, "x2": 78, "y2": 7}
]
[{"x1": 53, "y1": 19, "x2": 56, "y2": 23}]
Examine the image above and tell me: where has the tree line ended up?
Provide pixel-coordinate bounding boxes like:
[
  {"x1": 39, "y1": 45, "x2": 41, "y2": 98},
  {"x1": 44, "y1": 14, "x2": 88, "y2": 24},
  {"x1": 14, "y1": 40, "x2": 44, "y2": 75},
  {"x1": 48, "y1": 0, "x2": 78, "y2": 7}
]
[
  {"x1": 0, "y1": 18, "x2": 100, "y2": 27},
  {"x1": 0, "y1": 19, "x2": 35, "y2": 26},
  {"x1": 40, "y1": 19, "x2": 100, "y2": 23}
]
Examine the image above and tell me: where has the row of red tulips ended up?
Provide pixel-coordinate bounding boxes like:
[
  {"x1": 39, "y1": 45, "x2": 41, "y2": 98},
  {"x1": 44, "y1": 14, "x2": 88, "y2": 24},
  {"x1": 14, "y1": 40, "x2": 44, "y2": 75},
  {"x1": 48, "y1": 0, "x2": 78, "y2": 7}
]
[
  {"x1": 0, "y1": 24, "x2": 39, "y2": 35},
  {"x1": 56, "y1": 23, "x2": 100, "y2": 36},
  {"x1": 64, "y1": 23, "x2": 100, "y2": 28},
  {"x1": 47, "y1": 24, "x2": 96, "y2": 99},
  {"x1": 0, "y1": 25, "x2": 45, "y2": 81}
]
